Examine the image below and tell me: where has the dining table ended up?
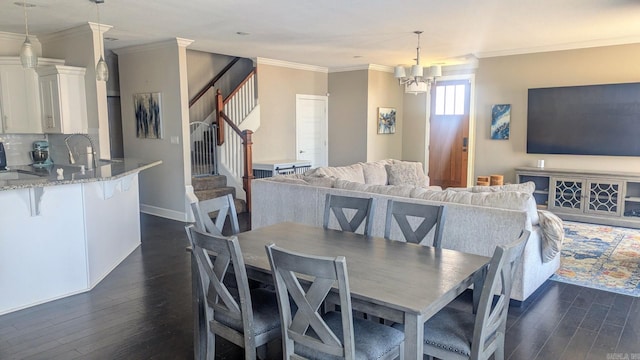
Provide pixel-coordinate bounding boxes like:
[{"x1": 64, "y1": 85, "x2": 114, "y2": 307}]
[{"x1": 191, "y1": 222, "x2": 490, "y2": 360}]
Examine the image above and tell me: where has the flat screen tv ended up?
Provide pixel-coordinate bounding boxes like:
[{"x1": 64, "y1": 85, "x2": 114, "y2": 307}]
[{"x1": 527, "y1": 82, "x2": 640, "y2": 156}]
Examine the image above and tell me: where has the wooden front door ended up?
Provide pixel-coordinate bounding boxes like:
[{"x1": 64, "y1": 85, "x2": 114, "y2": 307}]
[{"x1": 428, "y1": 80, "x2": 470, "y2": 189}]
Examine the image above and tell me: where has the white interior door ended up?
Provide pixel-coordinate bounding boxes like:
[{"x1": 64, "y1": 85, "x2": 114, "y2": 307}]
[{"x1": 296, "y1": 95, "x2": 328, "y2": 168}]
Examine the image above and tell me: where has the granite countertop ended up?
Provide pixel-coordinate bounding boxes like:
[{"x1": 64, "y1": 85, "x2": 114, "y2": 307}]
[{"x1": 0, "y1": 158, "x2": 162, "y2": 191}]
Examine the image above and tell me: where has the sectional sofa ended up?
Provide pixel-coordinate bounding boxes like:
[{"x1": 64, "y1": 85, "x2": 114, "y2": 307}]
[{"x1": 251, "y1": 159, "x2": 561, "y2": 302}]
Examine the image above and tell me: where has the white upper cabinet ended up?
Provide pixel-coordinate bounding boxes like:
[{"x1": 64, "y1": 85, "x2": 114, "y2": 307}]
[
  {"x1": 0, "y1": 64, "x2": 42, "y2": 134},
  {"x1": 37, "y1": 65, "x2": 88, "y2": 134}
]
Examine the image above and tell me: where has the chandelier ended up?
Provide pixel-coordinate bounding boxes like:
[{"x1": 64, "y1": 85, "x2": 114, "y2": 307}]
[{"x1": 394, "y1": 31, "x2": 441, "y2": 94}]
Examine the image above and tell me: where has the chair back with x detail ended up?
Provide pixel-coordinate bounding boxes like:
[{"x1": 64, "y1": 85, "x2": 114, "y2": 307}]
[
  {"x1": 323, "y1": 193, "x2": 376, "y2": 236},
  {"x1": 384, "y1": 199, "x2": 447, "y2": 247},
  {"x1": 410, "y1": 229, "x2": 530, "y2": 360},
  {"x1": 186, "y1": 225, "x2": 280, "y2": 360},
  {"x1": 191, "y1": 194, "x2": 240, "y2": 236},
  {"x1": 266, "y1": 243, "x2": 404, "y2": 360},
  {"x1": 470, "y1": 230, "x2": 530, "y2": 359}
]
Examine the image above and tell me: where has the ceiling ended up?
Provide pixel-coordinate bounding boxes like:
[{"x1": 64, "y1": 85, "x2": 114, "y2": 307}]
[{"x1": 2, "y1": 0, "x2": 640, "y2": 69}]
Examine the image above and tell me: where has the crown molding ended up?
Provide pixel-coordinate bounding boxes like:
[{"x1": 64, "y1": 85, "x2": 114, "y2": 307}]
[
  {"x1": 0, "y1": 56, "x2": 64, "y2": 66},
  {"x1": 0, "y1": 31, "x2": 41, "y2": 47},
  {"x1": 39, "y1": 23, "x2": 112, "y2": 44},
  {"x1": 0, "y1": 31, "x2": 30, "y2": 42},
  {"x1": 442, "y1": 62, "x2": 479, "y2": 76},
  {"x1": 368, "y1": 64, "x2": 394, "y2": 73},
  {"x1": 328, "y1": 65, "x2": 369, "y2": 73},
  {"x1": 88, "y1": 22, "x2": 113, "y2": 35},
  {"x1": 328, "y1": 64, "x2": 409, "y2": 73},
  {"x1": 256, "y1": 57, "x2": 328, "y2": 73},
  {"x1": 477, "y1": 36, "x2": 640, "y2": 58},
  {"x1": 113, "y1": 38, "x2": 194, "y2": 56},
  {"x1": 176, "y1": 38, "x2": 195, "y2": 48}
]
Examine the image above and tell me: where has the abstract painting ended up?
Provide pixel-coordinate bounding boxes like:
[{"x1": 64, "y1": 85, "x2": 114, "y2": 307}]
[
  {"x1": 134, "y1": 92, "x2": 162, "y2": 139},
  {"x1": 491, "y1": 104, "x2": 511, "y2": 140},
  {"x1": 377, "y1": 107, "x2": 396, "y2": 134}
]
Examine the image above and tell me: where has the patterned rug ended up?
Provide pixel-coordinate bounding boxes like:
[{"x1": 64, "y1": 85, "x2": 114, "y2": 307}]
[{"x1": 551, "y1": 221, "x2": 640, "y2": 297}]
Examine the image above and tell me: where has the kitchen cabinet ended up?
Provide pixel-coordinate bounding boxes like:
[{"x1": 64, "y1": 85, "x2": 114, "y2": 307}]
[
  {"x1": 37, "y1": 65, "x2": 88, "y2": 134},
  {"x1": 0, "y1": 64, "x2": 42, "y2": 134}
]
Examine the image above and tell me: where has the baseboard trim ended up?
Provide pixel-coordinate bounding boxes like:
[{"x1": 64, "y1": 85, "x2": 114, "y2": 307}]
[{"x1": 140, "y1": 204, "x2": 188, "y2": 222}]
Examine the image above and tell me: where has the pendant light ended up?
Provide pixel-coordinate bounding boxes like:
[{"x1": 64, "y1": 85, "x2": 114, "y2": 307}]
[
  {"x1": 94, "y1": 0, "x2": 109, "y2": 82},
  {"x1": 394, "y1": 31, "x2": 441, "y2": 94},
  {"x1": 19, "y1": 0, "x2": 38, "y2": 69}
]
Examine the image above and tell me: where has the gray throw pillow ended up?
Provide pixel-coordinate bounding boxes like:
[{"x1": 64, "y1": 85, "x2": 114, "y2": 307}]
[
  {"x1": 385, "y1": 163, "x2": 421, "y2": 187},
  {"x1": 538, "y1": 210, "x2": 564, "y2": 263}
]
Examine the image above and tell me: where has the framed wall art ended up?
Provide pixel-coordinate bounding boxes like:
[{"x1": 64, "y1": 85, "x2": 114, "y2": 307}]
[
  {"x1": 491, "y1": 104, "x2": 511, "y2": 140},
  {"x1": 377, "y1": 107, "x2": 396, "y2": 134},
  {"x1": 134, "y1": 92, "x2": 163, "y2": 139}
]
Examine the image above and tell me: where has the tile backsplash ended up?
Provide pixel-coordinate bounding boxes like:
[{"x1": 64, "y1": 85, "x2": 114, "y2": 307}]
[
  {"x1": 0, "y1": 133, "x2": 102, "y2": 168},
  {"x1": 0, "y1": 134, "x2": 48, "y2": 167}
]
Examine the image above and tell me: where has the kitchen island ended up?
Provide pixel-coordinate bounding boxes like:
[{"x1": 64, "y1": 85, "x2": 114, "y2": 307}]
[{"x1": 0, "y1": 159, "x2": 161, "y2": 315}]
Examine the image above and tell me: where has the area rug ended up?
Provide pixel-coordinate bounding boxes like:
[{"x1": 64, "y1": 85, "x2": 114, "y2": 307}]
[{"x1": 550, "y1": 221, "x2": 640, "y2": 297}]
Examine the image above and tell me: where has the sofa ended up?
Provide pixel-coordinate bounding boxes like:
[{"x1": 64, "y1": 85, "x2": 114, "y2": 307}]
[{"x1": 251, "y1": 159, "x2": 561, "y2": 302}]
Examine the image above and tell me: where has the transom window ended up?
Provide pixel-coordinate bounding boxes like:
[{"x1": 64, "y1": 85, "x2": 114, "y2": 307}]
[{"x1": 434, "y1": 84, "x2": 465, "y2": 115}]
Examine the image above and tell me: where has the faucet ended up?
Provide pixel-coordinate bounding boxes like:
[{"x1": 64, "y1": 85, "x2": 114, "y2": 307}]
[{"x1": 64, "y1": 134, "x2": 98, "y2": 170}]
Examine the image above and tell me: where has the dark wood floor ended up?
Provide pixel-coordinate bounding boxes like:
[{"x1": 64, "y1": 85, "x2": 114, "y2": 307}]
[{"x1": 1, "y1": 214, "x2": 638, "y2": 359}]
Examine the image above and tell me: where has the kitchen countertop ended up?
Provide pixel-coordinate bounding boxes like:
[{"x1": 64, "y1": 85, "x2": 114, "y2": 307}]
[{"x1": 0, "y1": 158, "x2": 162, "y2": 191}]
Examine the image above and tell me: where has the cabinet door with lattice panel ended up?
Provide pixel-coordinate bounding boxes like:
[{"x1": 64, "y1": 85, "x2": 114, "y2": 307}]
[
  {"x1": 585, "y1": 179, "x2": 623, "y2": 216},
  {"x1": 549, "y1": 177, "x2": 585, "y2": 214}
]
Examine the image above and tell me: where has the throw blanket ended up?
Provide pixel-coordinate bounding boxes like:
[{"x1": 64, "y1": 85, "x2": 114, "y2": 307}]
[{"x1": 537, "y1": 210, "x2": 564, "y2": 262}]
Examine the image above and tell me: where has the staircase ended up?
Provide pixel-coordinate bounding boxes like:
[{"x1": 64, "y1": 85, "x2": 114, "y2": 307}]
[
  {"x1": 191, "y1": 174, "x2": 251, "y2": 233},
  {"x1": 188, "y1": 56, "x2": 259, "y2": 231}
]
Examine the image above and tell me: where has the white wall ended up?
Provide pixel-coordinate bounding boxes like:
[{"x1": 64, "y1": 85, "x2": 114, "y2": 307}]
[
  {"x1": 327, "y1": 67, "x2": 405, "y2": 166},
  {"x1": 115, "y1": 38, "x2": 193, "y2": 221},
  {"x1": 254, "y1": 59, "x2": 328, "y2": 162},
  {"x1": 474, "y1": 43, "x2": 640, "y2": 183},
  {"x1": 327, "y1": 69, "x2": 368, "y2": 166},
  {"x1": 401, "y1": 92, "x2": 428, "y2": 168},
  {"x1": 366, "y1": 68, "x2": 404, "y2": 162}
]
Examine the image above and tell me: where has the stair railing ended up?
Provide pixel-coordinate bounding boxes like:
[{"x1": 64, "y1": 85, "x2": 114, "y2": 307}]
[
  {"x1": 188, "y1": 57, "x2": 240, "y2": 177},
  {"x1": 189, "y1": 57, "x2": 240, "y2": 107},
  {"x1": 215, "y1": 68, "x2": 257, "y2": 212},
  {"x1": 189, "y1": 122, "x2": 218, "y2": 176}
]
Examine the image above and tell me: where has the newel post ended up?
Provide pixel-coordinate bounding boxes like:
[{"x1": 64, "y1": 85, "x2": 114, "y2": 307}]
[
  {"x1": 242, "y1": 130, "x2": 254, "y2": 215},
  {"x1": 215, "y1": 89, "x2": 225, "y2": 146}
]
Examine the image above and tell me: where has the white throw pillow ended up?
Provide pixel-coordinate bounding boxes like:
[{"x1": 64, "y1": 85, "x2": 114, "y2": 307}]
[
  {"x1": 471, "y1": 181, "x2": 536, "y2": 194},
  {"x1": 312, "y1": 164, "x2": 365, "y2": 183},
  {"x1": 360, "y1": 160, "x2": 391, "y2": 185},
  {"x1": 471, "y1": 182, "x2": 539, "y2": 225},
  {"x1": 334, "y1": 179, "x2": 370, "y2": 192},
  {"x1": 416, "y1": 190, "x2": 531, "y2": 212},
  {"x1": 389, "y1": 160, "x2": 429, "y2": 186}
]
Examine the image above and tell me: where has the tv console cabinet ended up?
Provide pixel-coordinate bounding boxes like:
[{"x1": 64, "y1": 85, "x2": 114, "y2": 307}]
[{"x1": 516, "y1": 167, "x2": 640, "y2": 229}]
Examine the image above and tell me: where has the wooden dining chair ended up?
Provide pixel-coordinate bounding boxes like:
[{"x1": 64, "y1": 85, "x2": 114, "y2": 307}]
[
  {"x1": 384, "y1": 200, "x2": 447, "y2": 247},
  {"x1": 186, "y1": 225, "x2": 281, "y2": 360},
  {"x1": 191, "y1": 194, "x2": 240, "y2": 236},
  {"x1": 323, "y1": 193, "x2": 376, "y2": 236},
  {"x1": 393, "y1": 230, "x2": 530, "y2": 360},
  {"x1": 265, "y1": 243, "x2": 404, "y2": 360}
]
